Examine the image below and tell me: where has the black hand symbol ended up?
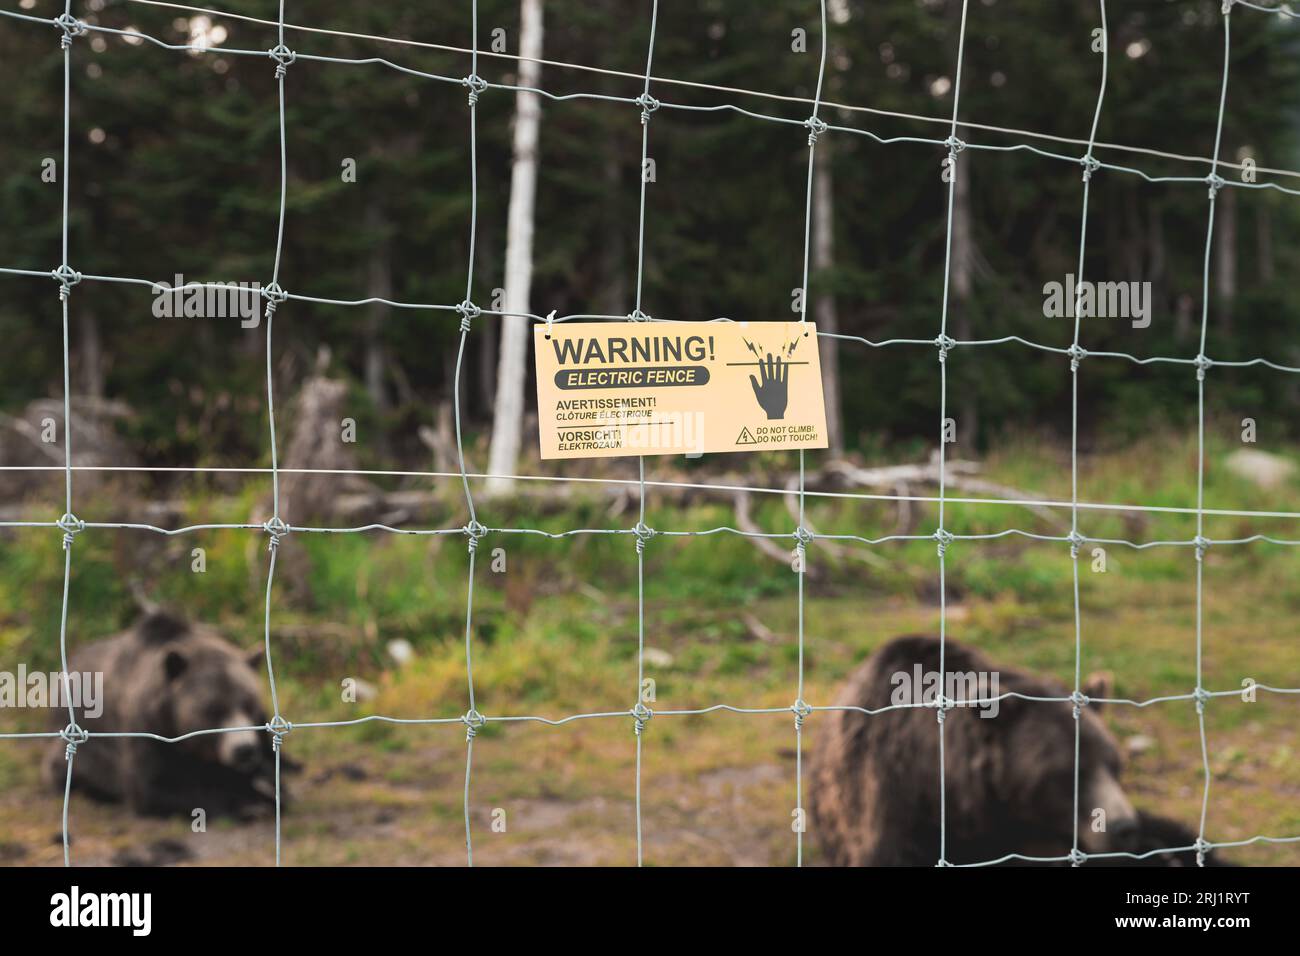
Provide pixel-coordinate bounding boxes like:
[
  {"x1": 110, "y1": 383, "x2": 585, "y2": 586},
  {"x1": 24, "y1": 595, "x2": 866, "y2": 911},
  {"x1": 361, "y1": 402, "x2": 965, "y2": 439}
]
[{"x1": 749, "y1": 353, "x2": 789, "y2": 420}]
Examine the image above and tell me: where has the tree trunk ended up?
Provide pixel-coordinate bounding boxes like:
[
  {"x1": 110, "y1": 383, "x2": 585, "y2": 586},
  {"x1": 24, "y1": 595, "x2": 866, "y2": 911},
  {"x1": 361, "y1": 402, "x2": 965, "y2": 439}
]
[
  {"x1": 479, "y1": 316, "x2": 498, "y2": 412},
  {"x1": 363, "y1": 199, "x2": 392, "y2": 457},
  {"x1": 485, "y1": 0, "x2": 544, "y2": 495},
  {"x1": 1257, "y1": 199, "x2": 1274, "y2": 284},
  {"x1": 1147, "y1": 200, "x2": 1167, "y2": 311},
  {"x1": 77, "y1": 309, "x2": 103, "y2": 400},
  {"x1": 1215, "y1": 184, "x2": 1236, "y2": 331},
  {"x1": 951, "y1": 124, "x2": 977, "y2": 449},
  {"x1": 599, "y1": 131, "x2": 627, "y2": 316},
  {"x1": 811, "y1": 135, "x2": 843, "y2": 457}
]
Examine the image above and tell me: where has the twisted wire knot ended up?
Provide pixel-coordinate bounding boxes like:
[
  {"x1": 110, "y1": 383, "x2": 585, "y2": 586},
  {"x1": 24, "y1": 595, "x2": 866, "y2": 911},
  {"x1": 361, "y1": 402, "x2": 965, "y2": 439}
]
[
  {"x1": 935, "y1": 333, "x2": 956, "y2": 362},
  {"x1": 463, "y1": 709, "x2": 487, "y2": 740},
  {"x1": 60, "y1": 722, "x2": 88, "y2": 760},
  {"x1": 267, "y1": 714, "x2": 292, "y2": 751},
  {"x1": 1066, "y1": 343, "x2": 1087, "y2": 372},
  {"x1": 463, "y1": 74, "x2": 488, "y2": 106},
  {"x1": 1068, "y1": 847, "x2": 1088, "y2": 867},
  {"x1": 55, "y1": 13, "x2": 85, "y2": 48},
  {"x1": 944, "y1": 135, "x2": 966, "y2": 155},
  {"x1": 1080, "y1": 155, "x2": 1101, "y2": 182},
  {"x1": 791, "y1": 698, "x2": 813, "y2": 731},
  {"x1": 1067, "y1": 530, "x2": 1085, "y2": 560},
  {"x1": 934, "y1": 694, "x2": 954, "y2": 723},
  {"x1": 632, "y1": 521, "x2": 656, "y2": 555},
  {"x1": 57, "y1": 513, "x2": 84, "y2": 549},
  {"x1": 627, "y1": 308, "x2": 651, "y2": 323},
  {"x1": 268, "y1": 44, "x2": 296, "y2": 79},
  {"x1": 52, "y1": 265, "x2": 82, "y2": 300},
  {"x1": 630, "y1": 702, "x2": 653, "y2": 736},
  {"x1": 1193, "y1": 686, "x2": 1211, "y2": 715},
  {"x1": 1193, "y1": 535, "x2": 1211, "y2": 562},
  {"x1": 1194, "y1": 837, "x2": 1211, "y2": 866},
  {"x1": 934, "y1": 528, "x2": 954, "y2": 558},
  {"x1": 464, "y1": 520, "x2": 488, "y2": 554},
  {"x1": 804, "y1": 115, "x2": 828, "y2": 145},
  {"x1": 1221, "y1": 0, "x2": 1234, "y2": 14},
  {"x1": 793, "y1": 525, "x2": 814, "y2": 570},
  {"x1": 1193, "y1": 353, "x2": 1212, "y2": 381},
  {"x1": 263, "y1": 516, "x2": 290, "y2": 550},
  {"x1": 261, "y1": 282, "x2": 287, "y2": 318},
  {"x1": 1069, "y1": 690, "x2": 1090, "y2": 719},
  {"x1": 635, "y1": 93, "x2": 660, "y2": 124},
  {"x1": 456, "y1": 300, "x2": 480, "y2": 333},
  {"x1": 1205, "y1": 173, "x2": 1225, "y2": 199}
]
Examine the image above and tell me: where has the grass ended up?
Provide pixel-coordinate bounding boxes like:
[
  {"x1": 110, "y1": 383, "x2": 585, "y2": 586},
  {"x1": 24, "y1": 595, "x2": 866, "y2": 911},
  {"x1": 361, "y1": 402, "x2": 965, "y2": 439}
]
[{"x1": 0, "y1": 427, "x2": 1298, "y2": 865}]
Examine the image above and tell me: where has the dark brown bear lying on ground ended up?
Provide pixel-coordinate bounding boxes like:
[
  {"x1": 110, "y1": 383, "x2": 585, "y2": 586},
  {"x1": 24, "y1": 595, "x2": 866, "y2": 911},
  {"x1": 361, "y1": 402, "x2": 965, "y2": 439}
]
[
  {"x1": 44, "y1": 611, "x2": 289, "y2": 819},
  {"x1": 1091, "y1": 811, "x2": 1233, "y2": 867},
  {"x1": 810, "y1": 634, "x2": 1144, "y2": 866}
]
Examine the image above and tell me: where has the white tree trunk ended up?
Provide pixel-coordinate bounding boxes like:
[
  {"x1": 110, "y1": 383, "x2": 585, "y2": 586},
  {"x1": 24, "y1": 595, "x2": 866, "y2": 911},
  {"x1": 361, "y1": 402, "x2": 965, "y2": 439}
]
[
  {"x1": 486, "y1": 0, "x2": 544, "y2": 495},
  {"x1": 812, "y1": 137, "x2": 843, "y2": 456}
]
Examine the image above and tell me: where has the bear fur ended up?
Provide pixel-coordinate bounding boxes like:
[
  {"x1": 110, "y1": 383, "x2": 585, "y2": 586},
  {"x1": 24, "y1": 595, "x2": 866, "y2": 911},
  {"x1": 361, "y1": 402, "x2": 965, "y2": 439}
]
[
  {"x1": 1093, "y1": 811, "x2": 1233, "y2": 867},
  {"x1": 809, "y1": 634, "x2": 1140, "y2": 866},
  {"x1": 44, "y1": 611, "x2": 285, "y2": 818}
]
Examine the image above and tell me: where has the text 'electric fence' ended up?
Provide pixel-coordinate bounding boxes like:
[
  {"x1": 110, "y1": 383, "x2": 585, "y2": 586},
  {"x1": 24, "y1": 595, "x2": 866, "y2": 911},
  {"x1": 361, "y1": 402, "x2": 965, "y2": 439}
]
[{"x1": 1, "y1": 0, "x2": 1299, "y2": 868}]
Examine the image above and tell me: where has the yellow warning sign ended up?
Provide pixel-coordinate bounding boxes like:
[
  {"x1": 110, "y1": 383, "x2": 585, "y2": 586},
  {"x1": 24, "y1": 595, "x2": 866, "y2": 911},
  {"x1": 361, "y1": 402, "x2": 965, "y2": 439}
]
[{"x1": 534, "y1": 321, "x2": 828, "y2": 459}]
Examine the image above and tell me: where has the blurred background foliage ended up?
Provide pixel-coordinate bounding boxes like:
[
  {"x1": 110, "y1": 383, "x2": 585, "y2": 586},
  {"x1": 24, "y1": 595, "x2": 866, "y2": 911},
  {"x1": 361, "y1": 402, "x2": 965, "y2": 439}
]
[{"x1": 0, "y1": 0, "x2": 1296, "y2": 467}]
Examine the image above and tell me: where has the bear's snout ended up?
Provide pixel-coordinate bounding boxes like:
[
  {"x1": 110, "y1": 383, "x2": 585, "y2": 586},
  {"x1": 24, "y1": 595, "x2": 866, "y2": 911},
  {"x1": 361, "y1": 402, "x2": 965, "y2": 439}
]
[
  {"x1": 1107, "y1": 812, "x2": 1140, "y2": 849},
  {"x1": 1080, "y1": 768, "x2": 1139, "y2": 853},
  {"x1": 217, "y1": 725, "x2": 264, "y2": 773}
]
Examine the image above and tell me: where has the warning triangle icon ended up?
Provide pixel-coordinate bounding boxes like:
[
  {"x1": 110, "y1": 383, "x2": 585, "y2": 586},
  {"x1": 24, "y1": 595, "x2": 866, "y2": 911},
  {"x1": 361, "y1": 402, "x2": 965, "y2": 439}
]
[{"x1": 736, "y1": 427, "x2": 758, "y2": 445}]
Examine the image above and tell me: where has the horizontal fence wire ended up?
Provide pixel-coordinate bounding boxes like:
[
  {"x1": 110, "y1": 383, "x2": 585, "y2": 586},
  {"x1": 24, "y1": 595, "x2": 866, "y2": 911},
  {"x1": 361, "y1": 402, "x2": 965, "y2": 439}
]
[{"x1": 0, "y1": 0, "x2": 1298, "y2": 867}]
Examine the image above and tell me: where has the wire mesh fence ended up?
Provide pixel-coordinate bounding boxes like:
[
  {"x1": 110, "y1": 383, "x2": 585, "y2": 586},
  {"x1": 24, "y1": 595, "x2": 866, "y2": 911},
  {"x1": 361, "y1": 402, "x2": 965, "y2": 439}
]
[{"x1": 0, "y1": 0, "x2": 1299, "y2": 868}]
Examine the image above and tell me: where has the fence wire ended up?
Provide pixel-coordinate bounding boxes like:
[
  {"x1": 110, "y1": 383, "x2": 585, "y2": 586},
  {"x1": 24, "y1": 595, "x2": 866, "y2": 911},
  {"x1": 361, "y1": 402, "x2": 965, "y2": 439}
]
[{"x1": 0, "y1": 0, "x2": 1298, "y2": 869}]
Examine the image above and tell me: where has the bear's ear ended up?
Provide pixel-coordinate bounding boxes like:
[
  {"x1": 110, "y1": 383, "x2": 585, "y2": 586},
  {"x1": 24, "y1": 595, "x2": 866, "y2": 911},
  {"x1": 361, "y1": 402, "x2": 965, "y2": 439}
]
[
  {"x1": 1083, "y1": 669, "x2": 1114, "y2": 709},
  {"x1": 138, "y1": 610, "x2": 189, "y2": 645},
  {"x1": 245, "y1": 647, "x2": 264, "y2": 671},
  {"x1": 163, "y1": 649, "x2": 188, "y2": 682}
]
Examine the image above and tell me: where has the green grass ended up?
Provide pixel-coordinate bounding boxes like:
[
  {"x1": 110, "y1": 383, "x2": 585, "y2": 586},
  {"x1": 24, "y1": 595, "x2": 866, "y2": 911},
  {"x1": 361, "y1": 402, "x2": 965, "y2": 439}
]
[{"x1": 1, "y1": 428, "x2": 1298, "y2": 865}]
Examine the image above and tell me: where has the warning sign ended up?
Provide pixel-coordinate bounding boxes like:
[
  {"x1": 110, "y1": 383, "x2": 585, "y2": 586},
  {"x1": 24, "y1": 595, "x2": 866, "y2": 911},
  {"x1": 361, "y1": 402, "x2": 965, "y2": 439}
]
[{"x1": 534, "y1": 321, "x2": 829, "y2": 459}]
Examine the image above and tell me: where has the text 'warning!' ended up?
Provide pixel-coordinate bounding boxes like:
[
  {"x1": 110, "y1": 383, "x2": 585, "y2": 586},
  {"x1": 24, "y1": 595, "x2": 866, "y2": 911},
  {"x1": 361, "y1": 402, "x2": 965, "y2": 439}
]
[{"x1": 534, "y1": 321, "x2": 829, "y2": 460}]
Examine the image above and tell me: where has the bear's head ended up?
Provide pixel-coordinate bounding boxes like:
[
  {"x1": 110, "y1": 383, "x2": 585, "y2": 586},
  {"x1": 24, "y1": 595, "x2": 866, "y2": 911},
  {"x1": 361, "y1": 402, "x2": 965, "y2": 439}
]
[
  {"x1": 139, "y1": 612, "x2": 270, "y2": 773},
  {"x1": 1002, "y1": 670, "x2": 1139, "y2": 855}
]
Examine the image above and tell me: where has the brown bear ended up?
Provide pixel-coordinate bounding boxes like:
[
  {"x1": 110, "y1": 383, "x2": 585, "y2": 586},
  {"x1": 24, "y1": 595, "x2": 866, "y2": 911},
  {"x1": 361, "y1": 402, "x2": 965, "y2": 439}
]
[
  {"x1": 1094, "y1": 811, "x2": 1232, "y2": 867},
  {"x1": 809, "y1": 634, "x2": 1139, "y2": 866},
  {"x1": 44, "y1": 611, "x2": 284, "y2": 818}
]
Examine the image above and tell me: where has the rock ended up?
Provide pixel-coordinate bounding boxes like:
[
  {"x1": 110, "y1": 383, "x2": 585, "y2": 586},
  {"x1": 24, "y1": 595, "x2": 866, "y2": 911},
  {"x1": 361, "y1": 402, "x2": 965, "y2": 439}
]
[
  {"x1": 112, "y1": 838, "x2": 193, "y2": 867},
  {"x1": 1225, "y1": 449, "x2": 1295, "y2": 490},
  {"x1": 1126, "y1": 733, "x2": 1156, "y2": 754},
  {"x1": 387, "y1": 638, "x2": 415, "y2": 666},
  {"x1": 642, "y1": 647, "x2": 673, "y2": 668}
]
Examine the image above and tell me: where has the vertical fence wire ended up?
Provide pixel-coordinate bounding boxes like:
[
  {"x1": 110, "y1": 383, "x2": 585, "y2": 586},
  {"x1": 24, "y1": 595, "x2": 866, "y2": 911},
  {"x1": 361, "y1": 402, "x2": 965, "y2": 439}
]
[
  {"x1": 1067, "y1": 0, "x2": 1109, "y2": 867},
  {"x1": 933, "y1": 0, "x2": 971, "y2": 868},
  {"x1": 54, "y1": 0, "x2": 83, "y2": 869},
  {"x1": 258, "y1": 0, "x2": 296, "y2": 868},
  {"x1": 1192, "y1": 0, "x2": 1235, "y2": 866},
  {"x1": 630, "y1": 0, "x2": 660, "y2": 868},
  {"x1": 791, "y1": 0, "x2": 830, "y2": 868},
  {"x1": 456, "y1": 0, "x2": 487, "y2": 868}
]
